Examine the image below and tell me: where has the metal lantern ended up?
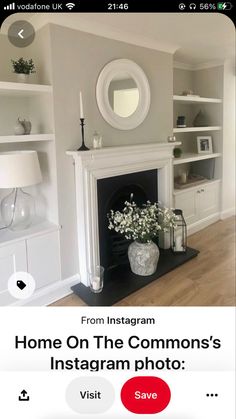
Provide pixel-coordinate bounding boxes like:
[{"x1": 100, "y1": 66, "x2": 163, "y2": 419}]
[{"x1": 170, "y1": 209, "x2": 187, "y2": 253}]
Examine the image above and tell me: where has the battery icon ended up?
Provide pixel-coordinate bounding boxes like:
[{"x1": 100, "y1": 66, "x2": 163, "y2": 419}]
[{"x1": 217, "y1": 2, "x2": 233, "y2": 10}]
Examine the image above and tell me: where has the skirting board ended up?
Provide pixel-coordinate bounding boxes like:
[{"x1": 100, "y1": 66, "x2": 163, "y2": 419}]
[
  {"x1": 10, "y1": 275, "x2": 79, "y2": 307},
  {"x1": 220, "y1": 207, "x2": 236, "y2": 220},
  {"x1": 187, "y1": 213, "x2": 220, "y2": 236}
]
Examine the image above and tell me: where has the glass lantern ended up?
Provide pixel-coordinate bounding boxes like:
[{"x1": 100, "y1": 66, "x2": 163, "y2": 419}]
[{"x1": 170, "y1": 209, "x2": 187, "y2": 253}]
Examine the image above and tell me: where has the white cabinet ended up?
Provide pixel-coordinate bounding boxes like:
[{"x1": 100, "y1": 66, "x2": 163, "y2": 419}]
[
  {"x1": 197, "y1": 182, "x2": 220, "y2": 219},
  {"x1": 174, "y1": 188, "x2": 198, "y2": 225},
  {"x1": 0, "y1": 222, "x2": 61, "y2": 305},
  {"x1": 0, "y1": 241, "x2": 27, "y2": 293},
  {"x1": 27, "y1": 230, "x2": 61, "y2": 289},
  {"x1": 174, "y1": 181, "x2": 220, "y2": 226}
]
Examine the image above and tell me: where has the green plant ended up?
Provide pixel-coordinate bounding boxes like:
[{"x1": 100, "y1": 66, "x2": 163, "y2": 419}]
[
  {"x1": 173, "y1": 147, "x2": 182, "y2": 158},
  {"x1": 108, "y1": 201, "x2": 178, "y2": 243},
  {"x1": 11, "y1": 57, "x2": 36, "y2": 74}
]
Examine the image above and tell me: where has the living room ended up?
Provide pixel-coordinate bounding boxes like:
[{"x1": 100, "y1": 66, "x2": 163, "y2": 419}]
[{"x1": 0, "y1": 12, "x2": 235, "y2": 307}]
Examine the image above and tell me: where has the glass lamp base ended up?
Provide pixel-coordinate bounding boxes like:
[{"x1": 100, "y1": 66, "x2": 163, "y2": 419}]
[{"x1": 1, "y1": 188, "x2": 35, "y2": 231}]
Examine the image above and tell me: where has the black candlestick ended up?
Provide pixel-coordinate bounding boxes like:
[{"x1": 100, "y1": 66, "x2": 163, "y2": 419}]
[{"x1": 78, "y1": 118, "x2": 90, "y2": 151}]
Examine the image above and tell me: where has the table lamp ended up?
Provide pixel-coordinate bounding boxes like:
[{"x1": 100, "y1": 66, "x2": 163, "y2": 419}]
[{"x1": 0, "y1": 151, "x2": 42, "y2": 231}]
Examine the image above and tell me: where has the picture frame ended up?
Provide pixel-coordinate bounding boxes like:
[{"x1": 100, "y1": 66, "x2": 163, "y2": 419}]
[{"x1": 197, "y1": 136, "x2": 213, "y2": 154}]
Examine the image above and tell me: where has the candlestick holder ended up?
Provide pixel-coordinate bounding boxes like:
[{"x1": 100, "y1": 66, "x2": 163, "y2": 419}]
[{"x1": 78, "y1": 118, "x2": 90, "y2": 151}]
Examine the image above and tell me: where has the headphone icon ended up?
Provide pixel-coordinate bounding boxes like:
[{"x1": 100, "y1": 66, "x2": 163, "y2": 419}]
[{"x1": 189, "y1": 3, "x2": 197, "y2": 9}]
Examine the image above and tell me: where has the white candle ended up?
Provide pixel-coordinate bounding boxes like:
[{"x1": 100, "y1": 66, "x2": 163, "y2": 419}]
[
  {"x1": 175, "y1": 235, "x2": 183, "y2": 251},
  {"x1": 79, "y1": 91, "x2": 84, "y2": 119},
  {"x1": 92, "y1": 276, "x2": 100, "y2": 291}
]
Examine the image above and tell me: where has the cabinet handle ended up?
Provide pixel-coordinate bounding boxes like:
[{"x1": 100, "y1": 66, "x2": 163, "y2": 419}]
[
  {"x1": 201, "y1": 188, "x2": 205, "y2": 192},
  {"x1": 197, "y1": 190, "x2": 201, "y2": 193}
]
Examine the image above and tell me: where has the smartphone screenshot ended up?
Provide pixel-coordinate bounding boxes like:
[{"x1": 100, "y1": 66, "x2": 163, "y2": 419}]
[{"x1": 0, "y1": 1, "x2": 235, "y2": 417}]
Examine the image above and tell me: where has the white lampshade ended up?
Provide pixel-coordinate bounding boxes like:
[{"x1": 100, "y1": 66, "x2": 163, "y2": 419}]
[{"x1": 0, "y1": 151, "x2": 42, "y2": 189}]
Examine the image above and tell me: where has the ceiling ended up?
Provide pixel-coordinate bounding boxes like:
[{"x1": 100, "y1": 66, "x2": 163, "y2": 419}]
[{"x1": 2, "y1": 13, "x2": 235, "y2": 66}]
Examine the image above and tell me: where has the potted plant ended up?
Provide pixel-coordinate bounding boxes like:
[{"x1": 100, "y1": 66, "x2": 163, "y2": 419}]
[
  {"x1": 11, "y1": 57, "x2": 36, "y2": 83},
  {"x1": 108, "y1": 200, "x2": 178, "y2": 276},
  {"x1": 173, "y1": 147, "x2": 182, "y2": 158}
]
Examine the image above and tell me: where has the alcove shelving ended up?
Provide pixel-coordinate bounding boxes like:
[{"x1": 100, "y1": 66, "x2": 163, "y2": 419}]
[
  {"x1": 0, "y1": 80, "x2": 52, "y2": 95},
  {"x1": 173, "y1": 152, "x2": 221, "y2": 165},
  {"x1": 0, "y1": 75, "x2": 61, "y2": 304},
  {"x1": 172, "y1": 65, "x2": 223, "y2": 229},
  {"x1": 0, "y1": 133, "x2": 55, "y2": 144},
  {"x1": 173, "y1": 126, "x2": 221, "y2": 133}
]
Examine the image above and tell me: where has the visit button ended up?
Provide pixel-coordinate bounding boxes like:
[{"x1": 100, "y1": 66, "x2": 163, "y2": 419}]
[{"x1": 121, "y1": 376, "x2": 171, "y2": 414}]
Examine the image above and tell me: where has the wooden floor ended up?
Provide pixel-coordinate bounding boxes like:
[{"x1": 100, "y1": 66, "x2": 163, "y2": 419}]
[{"x1": 51, "y1": 217, "x2": 235, "y2": 307}]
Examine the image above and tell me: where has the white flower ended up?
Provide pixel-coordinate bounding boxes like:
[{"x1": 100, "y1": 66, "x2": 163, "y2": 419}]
[{"x1": 107, "y1": 199, "x2": 177, "y2": 243}]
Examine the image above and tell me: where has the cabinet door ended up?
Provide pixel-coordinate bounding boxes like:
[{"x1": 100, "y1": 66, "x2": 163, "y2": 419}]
[
  {"x1": 27, "y1": 231, "x2": 61, "y2": 289},
  {"x1": 0, "y1": 241, "x2": 27, "y2": 293},
  {"x1": 199, "y1": 182, "x2": 220, "y2": 219},
  {"x1": 174, "y1": 189, "x2": 198, "y2": 225}
]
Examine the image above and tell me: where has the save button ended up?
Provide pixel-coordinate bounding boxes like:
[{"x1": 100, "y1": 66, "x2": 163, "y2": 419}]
[{"x1": 121, "y1": 376, "x2": 171, "y2": 414}]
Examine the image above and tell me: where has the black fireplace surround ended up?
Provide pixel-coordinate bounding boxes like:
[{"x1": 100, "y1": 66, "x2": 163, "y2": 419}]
[
  {"x1": 71, "y1": 169, "x2": 199, "y2": 306},
  {"x1": 97, "y1": 169, "x2": 158, "y2": 274}
]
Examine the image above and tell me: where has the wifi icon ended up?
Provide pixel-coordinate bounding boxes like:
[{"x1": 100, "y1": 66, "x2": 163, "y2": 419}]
[{"x1": 66, "y1": 2, "x2": 75, "y2": 10}]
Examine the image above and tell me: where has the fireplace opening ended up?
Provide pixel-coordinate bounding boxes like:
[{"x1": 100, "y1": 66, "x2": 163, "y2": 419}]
[{"x1": 97, "y1": 169, "x2": 158, "y2": 274}]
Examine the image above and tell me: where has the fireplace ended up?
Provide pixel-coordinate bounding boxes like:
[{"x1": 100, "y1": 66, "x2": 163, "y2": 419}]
[
  {"x1": 97, "y1": 169, "x2": 158, "y2": 273},
  {"x1": 66, "y1": 142, "x2": 198, "y2": 305}
]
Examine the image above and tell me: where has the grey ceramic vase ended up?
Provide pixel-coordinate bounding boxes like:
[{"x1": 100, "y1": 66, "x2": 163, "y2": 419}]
[{"x1": 128, "y1": 240, "x2": 160, "y2": 276}]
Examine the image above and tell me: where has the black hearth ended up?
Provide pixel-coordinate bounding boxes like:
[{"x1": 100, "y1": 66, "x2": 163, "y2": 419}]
[{"x1": 71, "y1": 247, "x2": 199, "y2": 306}]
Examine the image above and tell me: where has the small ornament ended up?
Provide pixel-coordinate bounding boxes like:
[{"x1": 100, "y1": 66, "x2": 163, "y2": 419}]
[
  {"x1": 22, "y1": 119, "x2": 32, "y2": 134},
  {"x1": 167, "y1": 135, "x2": 176, "y2": 142},
  {"x1": 14, "y1": 118, "x2": 25, "y2": 135},
  {"x1": 176, "y1": 115, "x2": 186, "y2": 127},
  {"x1": 193, "y1": 110, "x2": 208, "y2": 127},
  {"x1": 93, "y1": 131, "x2": 102, "y2": 149}
]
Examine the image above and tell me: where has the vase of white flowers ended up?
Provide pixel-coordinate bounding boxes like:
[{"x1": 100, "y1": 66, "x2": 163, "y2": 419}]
[{"x1": 108, "y1": 201, "x2": 178, "y2": 276}]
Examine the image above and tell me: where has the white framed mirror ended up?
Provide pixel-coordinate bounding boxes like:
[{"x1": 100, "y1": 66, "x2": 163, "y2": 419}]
[{"x1": 96, "y1": 59, "x2": 151, "y2": 130}]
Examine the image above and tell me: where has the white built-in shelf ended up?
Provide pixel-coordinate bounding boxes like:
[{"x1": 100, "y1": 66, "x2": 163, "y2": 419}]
[
  {"x1": 173, "y1": 152, "x2": 221, "y2": 165},
  {"x1": 173, "y1": 179, "x2": 221, "y2": 195},
  {"x1": 0, "y1": 133, "x2": 55, "y2": 144},
  {"x1": 0, "y1": 81, "x2": 52, "y2": 96},
  {"x1": 173, "y1": 126, "x2": 221, "y2": 133},
  {"x1": 0, "y1": 220, "x2": 60, "y2": 247},
  {"x1": 173, "y1": 95, "x2": 222, "y2": 104}
]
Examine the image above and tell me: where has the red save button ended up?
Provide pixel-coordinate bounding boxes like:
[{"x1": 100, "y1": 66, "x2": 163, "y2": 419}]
[{"x1": 121, "y1": 376, "x2": 171, "y2": 414}]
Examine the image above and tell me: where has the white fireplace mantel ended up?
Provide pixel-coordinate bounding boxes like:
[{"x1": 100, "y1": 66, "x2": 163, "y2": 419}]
[{"x1": 67, "y1": 142, "x2": 180, "y2": 286}]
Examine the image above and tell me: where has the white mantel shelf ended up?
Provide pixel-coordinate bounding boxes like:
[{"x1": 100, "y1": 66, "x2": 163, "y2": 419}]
[
  {"x1": 67, "y1": 142, "x2": 179, "y2": 287},
  {"x1": 67, "y1": 141, "x2": 181, "y2": 160}
]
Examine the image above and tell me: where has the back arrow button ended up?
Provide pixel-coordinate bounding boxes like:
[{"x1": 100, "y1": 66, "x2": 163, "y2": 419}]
[
  {"x1": 18, "y1": 29, "x2": 24, "y2": 39},
  {"x1": 8, "y1": 20, "x2": 35, "y2": 47}
]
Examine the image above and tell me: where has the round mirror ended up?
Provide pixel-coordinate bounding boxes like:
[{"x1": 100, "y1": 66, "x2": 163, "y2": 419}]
[
  {"x1": 108, "y1": 72, "x2": 140, "y2": 118},
  {"x1": 96, "y1": 59, "x2": 150, "y2": 130}
]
